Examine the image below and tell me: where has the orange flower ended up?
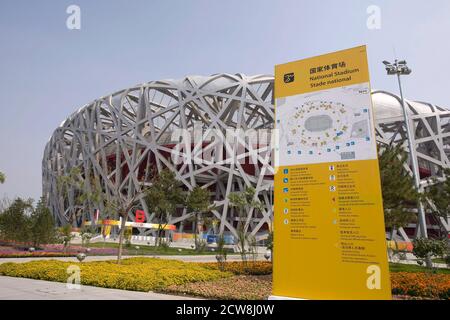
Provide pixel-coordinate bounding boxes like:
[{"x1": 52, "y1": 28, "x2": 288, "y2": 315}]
[{"x1": 391, "y1": 272, "x2": 450, "y2": 300}]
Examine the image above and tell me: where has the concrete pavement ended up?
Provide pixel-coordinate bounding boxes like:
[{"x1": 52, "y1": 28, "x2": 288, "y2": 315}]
[{"x1": 0, "y1": 276, "x2": 198, "y2": 300}]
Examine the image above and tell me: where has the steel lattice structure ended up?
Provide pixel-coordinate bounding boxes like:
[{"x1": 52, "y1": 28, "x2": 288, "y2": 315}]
[
  {"x1": 43, "y1": 74, "x2": 450, "y2": 240},
  {"x1": 43, "y1": 74, "x2": 275, "y2": 240}
]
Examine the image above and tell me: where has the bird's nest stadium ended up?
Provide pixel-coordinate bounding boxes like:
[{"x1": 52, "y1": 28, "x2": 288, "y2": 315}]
[{"x1": 42, "y1": 74, "x2": 450, "y2": 243}]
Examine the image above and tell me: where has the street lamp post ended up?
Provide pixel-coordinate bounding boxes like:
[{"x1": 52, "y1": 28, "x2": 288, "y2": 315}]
[{"x1": 382, "y1": 60, "x2": 430, "y2": 261}]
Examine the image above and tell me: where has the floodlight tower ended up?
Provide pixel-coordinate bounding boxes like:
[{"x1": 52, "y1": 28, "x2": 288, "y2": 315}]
[{"x1": 382, "y1": 60, "x2": 430, "y2": 245}]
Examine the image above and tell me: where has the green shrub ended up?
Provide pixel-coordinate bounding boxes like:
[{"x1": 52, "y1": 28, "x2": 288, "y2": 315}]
[{"x1": 412, "y1": 238, "x2": 448, "y2": 266}]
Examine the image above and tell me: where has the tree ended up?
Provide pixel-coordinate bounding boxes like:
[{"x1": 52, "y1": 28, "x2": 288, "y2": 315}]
[
  {"x1": 30, "y1": 197, "x2": 57, "y2": 247},
  {"x1": 123, "y1": 226, "x2": 133, "y2": 248},
  {"x1": 0, "y1": 171, "x2": 5, "y2": 184},
  {"x1": 186, "y1": 186, "x2": 215, "y2": 251},
  {"x1": 80, "y1": 225, "x2": 96, "y2": 248},
  {"x1": 215, "y1": 234, "x2": 228, "y2": 271},
  {"x1": 228, "y1": 186, "x2": 263, "y2": 263},
  {"x1": 412, "y1": 237, "x2": 448, "y2": 268},
  {"x1": 0, "y1": 198, "x2": 33, "y2": 243},
  {"x1": 144, "y1": 169, "x2": 186, "y2": 248},
  {"x1": 426, "y1": 169, "x2": 450, "y2": 264},
  {"x1": 0, "y1": 196, "x2": 12, "y2": 213},
  {"x1": 58, "y1": 167, "x2": 142, "y2": 264},
  {"x1": 266, "y1": 230, "x2": 273, "y2": 263},
  {"x1": 378, "y1": 145, "x2": 419, "y2": 231},
  {"x1": 58, "y1": 224, "x2": 74, "y2": 252},
  {"x1": 426, "y1": 168, "x2": 450, "y2": 224}
]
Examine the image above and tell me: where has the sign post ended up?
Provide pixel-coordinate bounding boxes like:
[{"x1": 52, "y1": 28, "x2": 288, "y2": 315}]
[{"x1": 272, "y1": 46, "x2": 391, "y2": 300}]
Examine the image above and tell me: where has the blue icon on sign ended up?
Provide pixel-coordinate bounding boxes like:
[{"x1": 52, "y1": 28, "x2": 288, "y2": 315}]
[
  {"x1": 283, "y1": 178, "x2": 288, "y2": 183},
  {"x1": 283, "y1": 169, "x2": 289, "y2": 174},
  {"x1": 351, "y1": 141, "x2": 355, "y2": 145},
  {"x1": 283, "y1": 188, "x2": 289, "y2": 193}
]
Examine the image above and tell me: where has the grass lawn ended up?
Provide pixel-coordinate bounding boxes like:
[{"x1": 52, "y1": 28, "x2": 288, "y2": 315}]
[
  {"x1": 88, "y1": 242, "x2": 217, "y2": 255},
  {"x1": 389, "y1": 262, "x2": 450, "y2": 274}
]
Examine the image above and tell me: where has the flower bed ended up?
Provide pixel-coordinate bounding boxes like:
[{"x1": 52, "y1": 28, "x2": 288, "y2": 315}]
[
  {"x1": 174, "y1": 262, "x2": 450, "y2": 300},
  {"x1": 164, "y1": 272, "x2": 450, "y2": 300},
  {"x1": 0, "y1": 257, "x2": 448, "y2": 299},
  {"x1": 391, "y1": 272, "x2": 450, "y2": 300},
  {"x1": 0, "y1": 257, "x2": 232, "y2": 291},
  {"x1": 163, "y1": 275, "x2": 272, "y2": 300}
]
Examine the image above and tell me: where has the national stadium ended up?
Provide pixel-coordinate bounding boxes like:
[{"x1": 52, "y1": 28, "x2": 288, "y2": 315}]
[{"x1": 42, "y1": 74, "x2": 450, "y2": 243}]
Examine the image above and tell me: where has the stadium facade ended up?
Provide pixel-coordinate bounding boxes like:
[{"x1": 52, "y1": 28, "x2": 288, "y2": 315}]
[{"x1": 42, "y1": 74, "x2": 450, "y2": 242}]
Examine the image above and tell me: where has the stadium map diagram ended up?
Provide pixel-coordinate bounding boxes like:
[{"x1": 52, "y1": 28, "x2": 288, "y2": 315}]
[{"x1": 276, "y1": 83, "x2": 378, "y2": 166}]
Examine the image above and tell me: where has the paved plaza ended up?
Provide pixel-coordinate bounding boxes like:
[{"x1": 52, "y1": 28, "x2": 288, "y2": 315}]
[{"x1": 0, "y1": 276, "x2": 198, "y2": 300}]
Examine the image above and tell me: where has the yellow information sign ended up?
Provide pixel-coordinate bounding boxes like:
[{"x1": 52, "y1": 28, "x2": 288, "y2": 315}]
[{"x1": 273, "y1": 46, "x2": 391, "y2": 300}]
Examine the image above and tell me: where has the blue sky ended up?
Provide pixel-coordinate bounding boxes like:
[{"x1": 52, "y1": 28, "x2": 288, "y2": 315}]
[{"x1": 0, "y1": 0, "x2": 449, "y2": 202}]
